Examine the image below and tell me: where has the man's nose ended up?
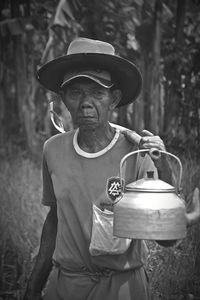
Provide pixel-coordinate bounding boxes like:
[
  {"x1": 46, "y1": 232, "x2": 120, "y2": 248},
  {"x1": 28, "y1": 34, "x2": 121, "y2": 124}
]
[{"x1": 80, "y1": 92, "x2": 93, "y2": 109}]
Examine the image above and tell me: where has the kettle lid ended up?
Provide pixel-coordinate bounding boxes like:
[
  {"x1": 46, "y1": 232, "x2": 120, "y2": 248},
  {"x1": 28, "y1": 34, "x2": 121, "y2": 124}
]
[{"x1": 125, "y1": 171, "x2": 176, "y2": 192}]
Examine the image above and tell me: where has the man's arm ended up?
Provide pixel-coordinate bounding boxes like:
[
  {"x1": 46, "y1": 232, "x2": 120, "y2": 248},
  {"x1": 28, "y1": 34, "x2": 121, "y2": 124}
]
[{"x1": 23, "y1": 205, "x2": 57, "y2": 300}]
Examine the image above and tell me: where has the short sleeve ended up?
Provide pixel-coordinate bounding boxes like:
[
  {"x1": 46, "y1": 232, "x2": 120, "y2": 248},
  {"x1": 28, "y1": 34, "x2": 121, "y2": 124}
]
[{"x1": 42, "y1": 151, "x2": 57, "y2": 206}]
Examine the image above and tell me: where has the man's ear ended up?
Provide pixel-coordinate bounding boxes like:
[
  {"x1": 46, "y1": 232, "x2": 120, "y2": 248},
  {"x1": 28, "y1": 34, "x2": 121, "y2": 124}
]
[
  {"x1": 110, "y1": 89, "x2": 122, "y2": 109},
  {"x1": 58, "y1": 90, "x2": 68, "y2": 107}
]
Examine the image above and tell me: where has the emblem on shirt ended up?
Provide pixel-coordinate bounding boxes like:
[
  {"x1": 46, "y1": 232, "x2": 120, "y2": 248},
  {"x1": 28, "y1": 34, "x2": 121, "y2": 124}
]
[{"x1": 106, "y1": 177, "x2": 124, "y2": 203}]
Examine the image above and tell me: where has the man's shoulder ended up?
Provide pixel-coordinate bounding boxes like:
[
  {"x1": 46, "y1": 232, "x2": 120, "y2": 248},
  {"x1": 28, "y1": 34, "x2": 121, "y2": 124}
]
[
  {"x1": 117, "y1": 131, "x2": 138, "y2": 151},
  {"x1": 43, "y1": 130, "x2": 75, "y2": 153}
]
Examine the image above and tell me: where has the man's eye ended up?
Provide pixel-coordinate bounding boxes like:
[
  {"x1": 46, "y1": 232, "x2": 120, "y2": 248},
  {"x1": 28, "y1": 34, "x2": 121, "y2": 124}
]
[
  {"x1": 93, "y1": 90, "x2": 105, "y2": 98},
  {"x1": 70, "y1": 89, "x2": 81, "y2": 96}
]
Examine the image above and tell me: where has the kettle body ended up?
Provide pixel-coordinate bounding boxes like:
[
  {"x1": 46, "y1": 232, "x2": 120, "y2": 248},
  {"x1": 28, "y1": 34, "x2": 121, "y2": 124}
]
[{"x1": 113, "y1": 149, "x2": 187, "y2": 240}]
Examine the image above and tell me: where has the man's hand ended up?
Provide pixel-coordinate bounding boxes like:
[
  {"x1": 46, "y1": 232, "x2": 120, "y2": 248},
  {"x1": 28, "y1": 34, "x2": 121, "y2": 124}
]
[
  {"x1": 123, "y1": 129, "x2": 166, "y2": 152},
  {"x1": 124, "y1": 129, "x2": 167, "y2": 171},
  {"x1": 23, "y1": 206, "x2": 57, "y2": 300},
  {"x1": 186, "y1": 187, "x2": 200, "y2": 227},
  {"x1": 139, "y1": 129, "x2": 166, "y2": 151}
]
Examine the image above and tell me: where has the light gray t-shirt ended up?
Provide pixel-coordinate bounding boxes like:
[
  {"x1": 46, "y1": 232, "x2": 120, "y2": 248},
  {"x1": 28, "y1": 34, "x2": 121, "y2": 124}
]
[{"x1": 42, "y1": 130, "x2": 156, "y2": 272}]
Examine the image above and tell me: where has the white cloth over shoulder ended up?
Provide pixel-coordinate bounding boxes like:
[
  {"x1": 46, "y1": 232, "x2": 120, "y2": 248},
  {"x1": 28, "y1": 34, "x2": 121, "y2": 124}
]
[{"x1": 89, "y1": 204, "x2": 132, "y2": 256}]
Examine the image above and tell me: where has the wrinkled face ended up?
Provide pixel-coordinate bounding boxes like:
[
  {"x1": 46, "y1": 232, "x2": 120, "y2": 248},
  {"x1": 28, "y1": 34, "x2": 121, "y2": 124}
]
[{"x1": 62, "y1": 78, "x2": 120, "y2": 129}]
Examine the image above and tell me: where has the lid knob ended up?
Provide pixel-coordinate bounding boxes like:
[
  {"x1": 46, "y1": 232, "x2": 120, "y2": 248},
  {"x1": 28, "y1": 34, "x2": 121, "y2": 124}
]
[{"x1": 147, "y1": 171, "x2": 154, "y2": 179}]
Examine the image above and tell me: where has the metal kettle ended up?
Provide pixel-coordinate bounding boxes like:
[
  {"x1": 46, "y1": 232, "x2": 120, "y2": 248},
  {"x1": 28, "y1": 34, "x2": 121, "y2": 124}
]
[{"x1": 113, "y1": 149, "x2": 187, "y2": 240}]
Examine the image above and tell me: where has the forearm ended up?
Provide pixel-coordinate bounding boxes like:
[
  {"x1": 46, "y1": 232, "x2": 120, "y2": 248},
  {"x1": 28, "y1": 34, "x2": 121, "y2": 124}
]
[
  {"x1": 25, "y1": 206, "x2": 57, "y2": 297},
  {"x1": 26, "y1": 253, "x2": 53, "y2": 295}
]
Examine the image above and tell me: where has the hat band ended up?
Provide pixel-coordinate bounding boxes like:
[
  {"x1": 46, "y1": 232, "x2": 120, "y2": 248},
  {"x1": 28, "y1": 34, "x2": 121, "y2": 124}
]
[{"x1": 61, "y1": 69, "x2": 114, "y2": 89}]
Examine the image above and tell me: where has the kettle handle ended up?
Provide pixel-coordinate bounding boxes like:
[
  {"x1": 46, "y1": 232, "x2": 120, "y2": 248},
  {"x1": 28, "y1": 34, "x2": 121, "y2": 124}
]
[{"x1": 120, "y1": 148, "x2": 183, "y2": 193}]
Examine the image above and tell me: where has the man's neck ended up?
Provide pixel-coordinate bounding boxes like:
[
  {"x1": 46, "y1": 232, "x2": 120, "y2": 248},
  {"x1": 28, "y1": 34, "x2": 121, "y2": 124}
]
[{"x1": 77, "y1": 124, "x2": 115, "y2": 153}]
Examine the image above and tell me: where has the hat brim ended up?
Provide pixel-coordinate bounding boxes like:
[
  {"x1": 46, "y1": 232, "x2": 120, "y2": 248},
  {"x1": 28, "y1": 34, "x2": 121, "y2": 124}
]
[{"x1": 37, "y1": 53, "x2": 142, "y2": 107}]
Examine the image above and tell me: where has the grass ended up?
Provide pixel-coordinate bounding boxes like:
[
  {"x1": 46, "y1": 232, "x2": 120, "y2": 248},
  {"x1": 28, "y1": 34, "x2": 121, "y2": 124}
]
[
  {"x1": 0, "y1": 147, "x2": 199, "y2": 299},
  {"x1": 0, "y1": 149, "x2": 48, "y2": 299},
  {"x1": 147, "y1": 155, "x2": 200, "y2": 299}
]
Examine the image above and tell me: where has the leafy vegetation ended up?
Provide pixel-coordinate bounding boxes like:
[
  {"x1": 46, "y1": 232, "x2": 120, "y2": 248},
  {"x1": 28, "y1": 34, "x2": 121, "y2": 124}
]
[{"x1": 0, "y1": 0, "x2": 200, "y2": 154}]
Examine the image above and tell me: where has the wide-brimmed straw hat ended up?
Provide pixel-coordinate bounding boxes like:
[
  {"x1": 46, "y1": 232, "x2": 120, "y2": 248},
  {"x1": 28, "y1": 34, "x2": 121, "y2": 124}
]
[{"x1": 37, "y1": 38, "x2": 142, "y2": 107}]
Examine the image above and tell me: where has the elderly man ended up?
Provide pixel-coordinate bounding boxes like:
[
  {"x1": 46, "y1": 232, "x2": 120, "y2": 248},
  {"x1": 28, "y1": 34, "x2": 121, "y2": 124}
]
[{"x1": 24, "y1": 38, "x2": 200, "y2": 300}]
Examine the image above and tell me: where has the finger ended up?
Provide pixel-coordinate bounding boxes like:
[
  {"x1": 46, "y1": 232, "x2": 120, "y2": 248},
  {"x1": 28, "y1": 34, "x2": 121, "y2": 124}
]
[
  {"x1": 192, "y1": 187, "x2": 200, "y2": 212},
  {"x1": 186, "y1": 187, "x2": 200, "y2": 227},
  {"x1": 140, "y1": 136, "x2": 166, "y2": 149},
  {"x1": 140, "y1": 134, "x2": 159, "y2": 146},
  {"x1": 141, "y1": 136, "x2": 163, "y2": 144},
  {"x1": 142, "y1": 141, "x2": 166, "y2": 151},
  {"x1": 194, "y1": 186, "x2": 200, "y2": 198},
  {"x1": 141, "y1": 129, "x2": 154, "y2": 137}
]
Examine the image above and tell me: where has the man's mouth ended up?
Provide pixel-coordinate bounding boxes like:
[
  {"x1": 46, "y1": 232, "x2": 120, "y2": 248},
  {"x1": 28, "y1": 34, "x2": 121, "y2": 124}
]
[{"x1": 78, "y1": 115, "x2": 95, "y2": 119}]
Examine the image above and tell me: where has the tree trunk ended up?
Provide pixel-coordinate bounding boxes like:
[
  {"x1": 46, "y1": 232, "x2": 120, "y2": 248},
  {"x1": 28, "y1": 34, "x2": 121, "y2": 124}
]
[
  {"x1": 131, "y1": 96, "x2": 144, "y2": 133},
  {"x1": 14, "y1": 33, "x2": 39, "y2": 155},
  {"x1": 175, "y1": 0, "x2": 187, "y2": 45},
  {"x1": 142, "y1": 0, "x2": 163, "y2": 134}
]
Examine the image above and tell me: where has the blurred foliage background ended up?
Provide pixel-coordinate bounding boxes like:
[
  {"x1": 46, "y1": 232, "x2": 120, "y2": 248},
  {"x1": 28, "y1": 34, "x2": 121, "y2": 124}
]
[
  {"x1": 0, "y1": 0, "x2": 200, "y2": 299},
  {"x1": 0, "y1": 0, "x2": 200, "y2": 157}
]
